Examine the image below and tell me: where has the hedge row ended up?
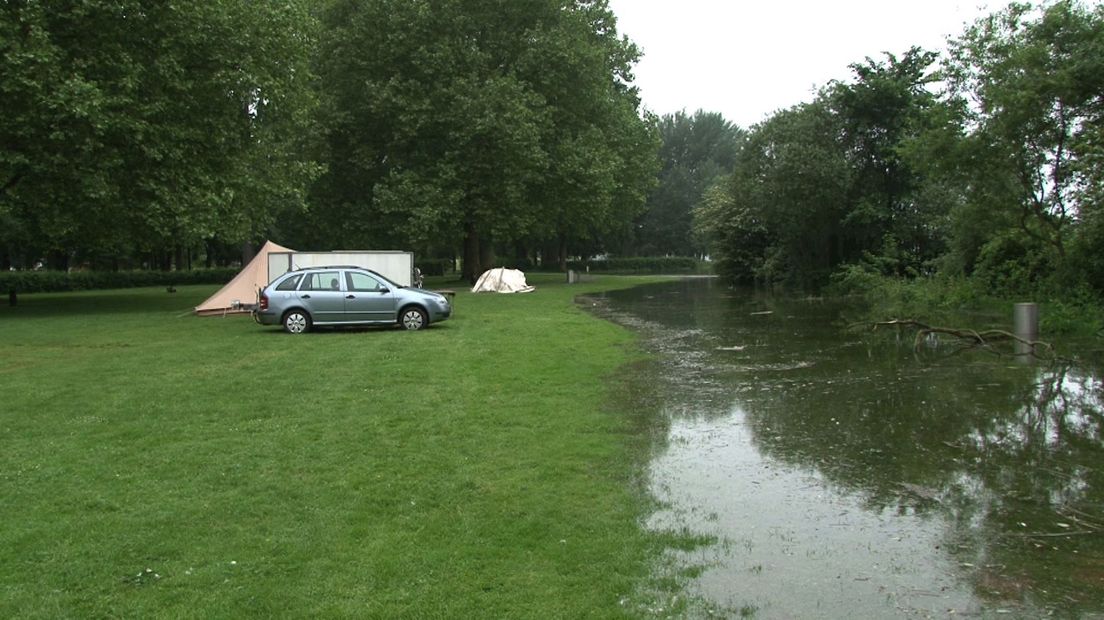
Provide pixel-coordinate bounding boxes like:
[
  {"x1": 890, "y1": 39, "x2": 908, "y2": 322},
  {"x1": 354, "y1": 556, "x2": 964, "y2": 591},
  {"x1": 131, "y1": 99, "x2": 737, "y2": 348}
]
[
  {"x1": 569, "y1": 257, "x2": 700, "y2": 273},
  {"x1": 506, "y1": 256, "x2": 707, "y2": 274},
  {"x1": 0, "y1": 258, "x2": 706, "y2": 293},
  {"x1": 567, "y1": 257, "x2": 705, "y2": 274},
  {"x1": 0, "y1": 268, "x2": 240, "y2": 293}
]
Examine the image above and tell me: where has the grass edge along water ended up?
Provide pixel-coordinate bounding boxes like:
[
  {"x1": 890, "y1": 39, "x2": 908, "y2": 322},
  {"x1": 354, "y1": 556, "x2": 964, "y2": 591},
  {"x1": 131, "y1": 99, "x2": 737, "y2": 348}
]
[{"x1": 0, "y1": 273, "x2": 718, "y2": 618}]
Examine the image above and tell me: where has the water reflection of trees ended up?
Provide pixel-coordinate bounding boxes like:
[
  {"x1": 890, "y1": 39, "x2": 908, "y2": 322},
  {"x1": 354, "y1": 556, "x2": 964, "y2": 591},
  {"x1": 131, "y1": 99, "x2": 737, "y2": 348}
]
[
  {"x1": 601, "y1": 281, "x2": 1104, "y2": 613},
  {"x1": 741, "y1": 357, "x2": 1104, "y2": 613},
  {"x1": 955, "y1": 366, "x2": 1104, "y2": 612}
]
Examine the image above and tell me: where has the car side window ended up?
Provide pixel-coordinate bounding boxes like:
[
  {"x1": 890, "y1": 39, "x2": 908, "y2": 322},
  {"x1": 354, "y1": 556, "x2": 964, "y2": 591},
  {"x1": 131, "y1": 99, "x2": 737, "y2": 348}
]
[
  {"x1": 275, "y1": 274, "x2": 302, "y2": 291},
  {"x1": 346, "y1": 272, "x2": 383, "y2": 292},
  {"x1": 302, "y1": 271, "x2": 341, "y2": 291}
]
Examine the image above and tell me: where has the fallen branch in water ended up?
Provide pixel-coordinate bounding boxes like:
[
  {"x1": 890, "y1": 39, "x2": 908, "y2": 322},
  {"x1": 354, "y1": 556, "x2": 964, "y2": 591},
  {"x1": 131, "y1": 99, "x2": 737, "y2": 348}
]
[{"x1": 870, "y1": 319, "x2": 1061, "y2": 361}]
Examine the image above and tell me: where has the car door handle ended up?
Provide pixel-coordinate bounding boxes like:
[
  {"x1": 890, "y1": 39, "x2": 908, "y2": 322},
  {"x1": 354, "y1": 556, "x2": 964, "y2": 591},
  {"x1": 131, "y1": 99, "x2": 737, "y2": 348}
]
[
  {"x1": 300, "y1": 294, "x2": 311, "y2": 299},
  {"x1": 346, "y1": 295, "x2": 356, "y2": 299}
]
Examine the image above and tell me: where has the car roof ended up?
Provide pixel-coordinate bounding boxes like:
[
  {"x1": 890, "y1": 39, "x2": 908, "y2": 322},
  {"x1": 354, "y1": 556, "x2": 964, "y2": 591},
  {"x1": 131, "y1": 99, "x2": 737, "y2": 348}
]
[
  {"x1": 282, "y1": 266, "x2": 394, "y2": 281},
  {"x1": 291, "y1": 265, "x2": 357, "y2": 271}
]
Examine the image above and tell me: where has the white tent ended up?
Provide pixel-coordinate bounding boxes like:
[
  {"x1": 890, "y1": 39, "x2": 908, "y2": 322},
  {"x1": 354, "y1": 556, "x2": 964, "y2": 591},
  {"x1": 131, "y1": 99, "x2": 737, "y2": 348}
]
[
  {"x1": 195, "y1": 240, "x2": 294, "y2": 315},
  {"x1": 471, "y1": 268, "x2": 535, "y2": 294}
]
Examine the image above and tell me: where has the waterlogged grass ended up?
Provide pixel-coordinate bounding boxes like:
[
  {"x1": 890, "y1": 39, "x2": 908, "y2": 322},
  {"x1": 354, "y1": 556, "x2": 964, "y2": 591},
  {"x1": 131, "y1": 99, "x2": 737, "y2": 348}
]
[
  {"x1": 831, "y1": 270, "x2": 1104, "y2": 346},
  {"x1": 0, "y1": 274, "x2": 698, "y2": 618}
]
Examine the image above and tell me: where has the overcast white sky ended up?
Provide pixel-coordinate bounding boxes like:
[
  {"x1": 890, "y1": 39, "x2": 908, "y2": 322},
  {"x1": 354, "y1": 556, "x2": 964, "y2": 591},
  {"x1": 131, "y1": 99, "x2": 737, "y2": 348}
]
[{"x1": 607, "y1": 0, "x2": 995, "y2": 128}]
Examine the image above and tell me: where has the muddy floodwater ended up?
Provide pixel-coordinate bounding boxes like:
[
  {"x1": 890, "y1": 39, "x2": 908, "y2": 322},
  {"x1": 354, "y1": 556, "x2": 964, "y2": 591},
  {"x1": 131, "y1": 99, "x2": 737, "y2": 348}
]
[{"x1": 593, "y1": 279, "x2": 1104, "y2": 618}]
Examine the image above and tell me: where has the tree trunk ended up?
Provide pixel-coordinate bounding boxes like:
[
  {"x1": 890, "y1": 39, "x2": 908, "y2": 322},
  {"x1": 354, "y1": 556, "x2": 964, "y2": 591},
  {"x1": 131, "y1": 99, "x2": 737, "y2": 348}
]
[
  {"x1": 557, "y1": 235, "x2": 568, "y2": 272},
  {"x1": 241, "y1": 241, "x2": 255, "y2": 267},
  {"x1": 462, "y1": 222, "x2": 481, "y2": 284},
  {"x1": 479, "y1": 234, "x2": 495, "y2": 273},
  {"x1": 513, "y1": 241, "x2": 530, "y2": 269},
  {"x1": 174, "y1": 245, "x2": 186, "y2": 271}
]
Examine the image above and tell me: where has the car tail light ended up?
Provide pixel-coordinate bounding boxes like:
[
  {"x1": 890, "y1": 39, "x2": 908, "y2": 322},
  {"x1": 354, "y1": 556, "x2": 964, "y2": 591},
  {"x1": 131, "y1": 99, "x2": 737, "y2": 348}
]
[{"x1": 259, "y1": 293, "x2": 269, "y2": 311}]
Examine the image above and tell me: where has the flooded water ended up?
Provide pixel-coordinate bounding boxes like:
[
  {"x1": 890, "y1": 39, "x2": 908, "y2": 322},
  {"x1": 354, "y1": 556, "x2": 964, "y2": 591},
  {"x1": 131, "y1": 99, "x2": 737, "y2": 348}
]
[{"x1": 593, "y1": 279, "x2": 1104, "y2": 618}]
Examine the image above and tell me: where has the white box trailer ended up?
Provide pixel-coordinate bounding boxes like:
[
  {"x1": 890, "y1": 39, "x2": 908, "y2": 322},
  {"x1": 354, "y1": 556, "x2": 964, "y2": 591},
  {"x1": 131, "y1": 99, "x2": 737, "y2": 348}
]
[{"x1": 267, "y1": 251, "x2": 415, "y2": 287}]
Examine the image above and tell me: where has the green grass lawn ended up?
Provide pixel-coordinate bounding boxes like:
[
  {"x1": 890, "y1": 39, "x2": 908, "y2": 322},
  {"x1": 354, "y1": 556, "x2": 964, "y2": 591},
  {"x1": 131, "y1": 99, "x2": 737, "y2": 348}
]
[{"x1": 0, "y1": 274, "x2": 681, "y2": 618}]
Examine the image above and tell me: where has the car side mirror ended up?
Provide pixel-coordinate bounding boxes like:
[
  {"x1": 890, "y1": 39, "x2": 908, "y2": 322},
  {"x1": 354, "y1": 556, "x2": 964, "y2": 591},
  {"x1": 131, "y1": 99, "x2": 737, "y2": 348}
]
[{"x1": 379, "y1": 288, "x2": 389, "y2": 294}]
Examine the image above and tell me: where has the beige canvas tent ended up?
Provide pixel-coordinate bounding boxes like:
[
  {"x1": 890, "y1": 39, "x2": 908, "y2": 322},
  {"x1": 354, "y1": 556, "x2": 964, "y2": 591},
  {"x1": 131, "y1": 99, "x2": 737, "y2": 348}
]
[
  {"x1": 471, "y1": 268, "x2": 535, "y2": 293},
  {"x1": 195, "y1": 240, "x2": 294, "y2": 316}
]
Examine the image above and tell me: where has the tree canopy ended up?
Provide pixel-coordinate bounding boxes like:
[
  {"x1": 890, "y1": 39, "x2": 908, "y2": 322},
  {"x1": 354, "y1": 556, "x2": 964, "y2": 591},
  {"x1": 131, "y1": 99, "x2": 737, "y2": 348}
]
[
  {"x1": 4, "y1": 0, "x2": 1102, "y2": 307},
  {"x1": 695, "y1": 0, "x2": 1104, "y2": 298},
  {"x1": 1, "y1": 1, "x2": 320, "y2": 268},
  {"x1": 1, "y1": 0, "x2": 655, "y2": 276},
  {"x1": 697, "y1": 48, "x2": 944, "y2": 287},
  {"x1": 308, "y1": 0, "x2": 656, "y2": 280},
  {"x1": 635, "y1": 110, "x2": 742, "y2": 257}
]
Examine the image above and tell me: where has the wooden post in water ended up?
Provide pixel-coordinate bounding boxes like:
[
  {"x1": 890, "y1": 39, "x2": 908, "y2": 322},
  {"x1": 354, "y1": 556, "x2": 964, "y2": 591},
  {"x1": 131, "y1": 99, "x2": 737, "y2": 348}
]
[{"x1": 1013, "y1": 302, "x2": 1039, "y2": 357}]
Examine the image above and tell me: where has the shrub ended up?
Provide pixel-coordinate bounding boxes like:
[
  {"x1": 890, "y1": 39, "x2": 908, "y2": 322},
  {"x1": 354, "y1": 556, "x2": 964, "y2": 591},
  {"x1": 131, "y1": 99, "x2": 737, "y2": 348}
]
[
  {"x1": 0, "y1": 268, "x2": 239, "y2": 294},
  {"x1": 1039, "y1": 287, "x2": 1104, "y2": 335},
  {"x1": 972, "y1": 233, "x2": 1057, "y2": 297},
  {"x1": 829, "y1": 264, "x2": 997, "y2": 325}
]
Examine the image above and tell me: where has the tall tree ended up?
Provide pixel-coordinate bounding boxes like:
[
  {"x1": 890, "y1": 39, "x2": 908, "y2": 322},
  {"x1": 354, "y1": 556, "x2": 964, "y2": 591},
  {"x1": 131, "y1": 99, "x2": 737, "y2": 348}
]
[
  {"x1": 638, "y1": 111, "x2": 741, "y2": 257},
  {"x1": 941, "y1": 0, "x2": 1104, "y2": 271},
  {"x1": 698, "y1": 101, "x2": 851, "y2": 288},
  {"x1": 829, "y1": 48, "x2": 946, "y2": 274},
  {"x1": 0, "y1": 1, "x2": 320, "y2": 268},
  {"x1": 697, "y1": 1, "x2": 1104, "y2": 297},
  {"x1": 697, "y1": 48, "x2": 950, "y2": 289},
  {"x1": 313, "y1": 0, "x2": 654, "y2": 280}
]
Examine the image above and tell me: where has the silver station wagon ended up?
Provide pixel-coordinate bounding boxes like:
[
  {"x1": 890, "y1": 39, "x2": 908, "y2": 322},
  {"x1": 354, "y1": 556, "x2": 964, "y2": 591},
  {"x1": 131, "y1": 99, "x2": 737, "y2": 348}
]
[{"x1": 254, "y1": 266, "x2": 452, "y2": 333}]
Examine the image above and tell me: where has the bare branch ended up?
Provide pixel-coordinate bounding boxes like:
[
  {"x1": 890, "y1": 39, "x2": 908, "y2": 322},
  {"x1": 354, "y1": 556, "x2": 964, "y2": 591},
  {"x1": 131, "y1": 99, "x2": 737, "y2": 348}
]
[{"x1": 870, "y1": 318, "x2": 1066, "y2": 361}]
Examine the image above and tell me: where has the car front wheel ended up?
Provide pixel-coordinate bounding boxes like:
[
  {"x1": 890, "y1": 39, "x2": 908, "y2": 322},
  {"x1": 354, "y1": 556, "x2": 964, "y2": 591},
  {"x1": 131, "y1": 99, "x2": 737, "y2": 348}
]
[
  {"x1": 283, "y1": 310, "x2": 312, "y2": 334},
  {"x1": 400, "y1": 306, "x2": 427, "y2": 330}
]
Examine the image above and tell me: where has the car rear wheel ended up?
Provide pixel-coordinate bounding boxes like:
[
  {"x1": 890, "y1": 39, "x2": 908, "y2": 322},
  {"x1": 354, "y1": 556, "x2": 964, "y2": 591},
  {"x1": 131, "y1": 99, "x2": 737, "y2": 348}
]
[
  {"x1": 283, "y1": 310, "x2": 312, "y2": 334},
  {"x1": 400, "y1": 306, "x2": 427, "y2": 330}
]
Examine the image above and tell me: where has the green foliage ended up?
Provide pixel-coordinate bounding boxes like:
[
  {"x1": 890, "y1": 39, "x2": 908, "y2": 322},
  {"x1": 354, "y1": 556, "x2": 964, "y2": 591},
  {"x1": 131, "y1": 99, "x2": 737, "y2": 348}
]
[
  {"x1": 0, "y1": 2, "x2": 321, "y2": 263},
  {"x1": 831, "y1": 47, "x2": 944, "y2": 267},
  {"x1": 1039, "y1": 289, "x2": 1104, "y2": 334},
  {"x1": 695, "y1": 0, "x2": 1104, "y2": 327},
  {"x1": 310, "y1": 0, "x2": 656, "y2": 279},
  {"x1": 694, "y1": 48, "x2": 947, "y2": 290},
  {"x1": 829, "y1": 264, "x2": 1104, "y2": 336},
  {"x1": 829, "y1": 265, "x2": 998, "y2": 325},
  {"x1": 941, "y1": 0, "x2": 1104, "y2": 264},
  {"x1": 699, "y1": 99, "x2": 854, "y2": 289},
  {"x1": 636, "y1": 110, "x2": 743, "y2": 256},
  {"x1": 972, "y1": 231, "x2": 1058, "y2": 296},
  {"x1": 1068, "y1": 208, "x2": 1104, "y2": 295},
  {"x1": 692, "y1": 180, "x2": 769, "y2": 284},
  {"x1": 0, "y1": 269, "x2": 239, "y2": 294},
  {"x1": 415, "y1": 259, "x2": 456, "y2": 277}
]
